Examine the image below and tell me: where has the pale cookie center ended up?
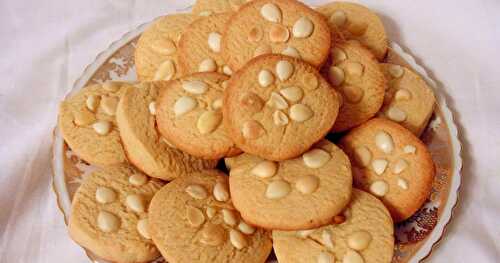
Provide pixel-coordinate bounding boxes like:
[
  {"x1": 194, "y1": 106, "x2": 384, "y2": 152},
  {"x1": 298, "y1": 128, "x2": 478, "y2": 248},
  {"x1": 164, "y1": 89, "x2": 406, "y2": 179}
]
[
  {"x1": 97, "y1": 211, "x2": 120, "y2": 232},
  {"x1": 185, "y1": 184, "x2": 208, "y2": 199},
  {"x1": 260, "y1": 3, "x2": 282, "y2": 23},
  {"x1": 292, "y1": 17, "x2": 314, "y2": 38},
  {"x1": 375, "y1": 131, "x2": 394, "y2": 154},
  {"x1": 95, "y1": 187, "x2": 116, "y2": 204},
  {"x1": 265, "y1": 180, "x2": 291, "y2": 199},
  {"x1": 303, "y1": 148, "x2": 331, "y2": 168},
  {"x1": 251, "y1": 160, "x2": 278, "y2": 178}
]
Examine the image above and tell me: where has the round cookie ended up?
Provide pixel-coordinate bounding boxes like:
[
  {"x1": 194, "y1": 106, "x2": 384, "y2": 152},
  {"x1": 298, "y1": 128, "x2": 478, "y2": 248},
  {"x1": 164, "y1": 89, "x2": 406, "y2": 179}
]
[
  {"x1": 149, "y1": 169, "x2": 273, "y2": 263},
  {"x1": 228, "y1": 140, "x2": 352, "y2": 230},
  {"x1": 339, "y1": 118, "x2": 435, "y2": 222},
  {"x1": 192, "y1": 0, "x2": 253, "y2": 15},
  {"x1": 273, "y1": 189, "x2": 394, "y2": 263},
  {"x1": 178, "y1": 13, "x2": 233, "y2": 75},
  {"x1": 223, "y1": 54, "x2": 340, "y2": 161},
  {"x1": 135, "y1": 14, "x2": 194, "y2": 81},
  {"x1": 324, "y1": 41, "x2": 386, "y2": 132},
  {"x1": 68, "y1": 165, "x2": 164, "y2": 263},
  {"x1": 379, "y1": 63, "x2": 436, "y2": 136},
  {"x1": 221, "y1": 0, "x2": 332, "y2": 71},
  {"x1": 58, "y1": 81, "x2": 130, "y2": 167},
  {"x1": 317, "y1": 2, "x2": 388, "y2": 61},
  {"x1": 156, "y1": 72, "x2": 240, "y2": 159},
  {"x1": 115, "y1": 81, "x2": 218, "y2": 180}
]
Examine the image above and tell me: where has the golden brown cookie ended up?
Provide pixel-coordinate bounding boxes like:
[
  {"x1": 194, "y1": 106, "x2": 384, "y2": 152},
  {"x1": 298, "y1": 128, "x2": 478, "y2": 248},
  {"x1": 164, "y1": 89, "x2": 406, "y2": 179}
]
[
  {"x1": 156, "y1": 72, "x2": 240, "y2": 159},
  {"x1": 115, "y1": 81, "x2": 218, "y2": 180},
  {"x1": 68, "y1": 165, "x2": 164, "y2": 263},
  {"x1": 192, "y1": 0, "x2": 253, "y2": 15},
  {"x1": 58, "y1": 82, "x2": 130, "y2": 167},
  {"x1": 324, "y1": 41, "x2": 386, "y2": 132},
  {"x1": 135, "y1": 14, "x2": 194, "y2": 81},
  {"x1": 149, "y1": 170, "x2": 273, "y2": 263},
  {"x1": 339, "y1": 118, "x2": 435, "y2": 222},
  {"x1": 221, "y1": 0, "x2": 332, "y2": 71},
  {"x1": 223, "y1": 54, "x2": 340, "y2": 161},
  {"x1": 317, "y1": 2, "x2": 388, "y2": 61},
  {"x1": 228, "y1": 140, "x2": 352, "y2": 230},
  {"x1": 379, "y1": 63, "x2": 436, "y2": 136},
  {"x1": 273, "y1": 189, "x2": 394, "y2": 263},
  {"x1": 178, "y1": 13, "x2": 233, "y2": 75}
]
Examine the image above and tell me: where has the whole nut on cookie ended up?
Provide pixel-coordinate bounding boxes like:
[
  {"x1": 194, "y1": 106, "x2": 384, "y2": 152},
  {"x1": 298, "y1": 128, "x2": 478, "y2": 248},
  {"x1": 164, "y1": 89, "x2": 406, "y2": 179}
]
[
  {"x1": 182, "y1": 80, "x2": 208, "y2": 94},
  {"x1": 238, "y1": 221, "x2": 256, "y2": 235},
  {"x1": 229, "y1": 229, "x2": 248, "y2": 249},
  {"x1": 242, "y1": 120, "x2": 265, "y2": 139},
  {"x1": 289, "y1": 104, "x2": 313, "y2": 122},
  {"x1": 240, "y1": 92, "x2": 265, "y2": 112},
  {"x1": 197, "y1": 111, "x2": 222, "y2": 135},
  {"x1": 174, "y1": 96, "x2": 197, "y2": 116},
  {"x1": 154, "y1": 60, "x2": 176, "y2": 80},
  {"x1": 292, "y1": 17, "x2": 314, "y2": 38},
  {"x1": 129, "y1": 173, "x2": 148, "y2": 186},
  {"x1": 199, "y1": 58, "x2": 217, "y2": 72},
  {"x1": 222, "y1": 65, "x2": 233, "y2": 75},
  {"x1": 347, "y1": 231, "x2": 372, "y2": 251},
  {"x1": 347, "y1": 22, "x2": 368, "y2": 36},
  {"x1": 206, "y1": 207, "x2": 217, "y2": 219},
  {"x1": 95, "y1": 187, "x2": 117, "y2": 204},
  {"x1": 303, "y1": 148, "x2": 331, "y2": 168},
  {"x1": 386, "y1": 107, "x2": 407, "y2": 122},
  {"x1": 73, "y1": 111, "x2": 95, "y2": 126},
  {"x1": 317, "y1": 251, "x2": 334, "y2": 263},
  {"x1": 222, "y1": 209, "x2": 238, "y2": 226},
  {"x1": 388, "y1": 65, "x2": 404, "y2": 78},
  {"x1": 343, "y1": 249, "x2": 365, "y2": 263},
  {"x1": 148, "y1": 101, "x2": 157, "y2": 115},
  {"x1": 260, "y1": 3, "x2": 282, "y2": 23},
  {"x1": 281, "y1": 46, "x2": 301, "y2": 59},
  {"x1": 251, "y1": 160, "x2": 278, "y2": 178},
  {"x1": 186, "y1": 206, "x2": 205, "y2": 227},
  {"x1": 276, "y1": 60, "x2": 294, "y2": 81},
  {"x1": 354, "y1": 146, "x2": 372, "y2": 167},
  {"x1": 126, "y1": 194, "x2": 146, "y2": 213},
  {"x1": 392, "y1": 159, "x2": 409, "y2": 174},
  {"x1": 330, "y1": 10, "x2": 347, "y2": 27},
  {"x1": 295, "y1": 175, "x2": 319, "y2": 194},
  {"x1": 258, "y1": 69, "x2": 275, "y2": 88},
  {"x1": 97, "y1": 211, "x2": 120, "y2": 232},
  {"x1": 151, "y1": 38, "x2": 176, "y2": 55},
  {"x1": 273, "y1": 110, "x2": 289, "y2": 126},
  {"x1": 213, "y1": 181, "x2": 230, "y2": 202},
  {"x1": 265, "y1": 180, "x2": 291, "y2": 199},
  {"x1": 137, "y1": 218, "x2": 151, "y2": 239},
  {"x1": 280, "y1": 86, "x2": 303, "y2": 102},
  {"x1": 403, "y1": 145, "x2": 416, "y2": 154},
  {"x1": 369, "y1": 180, "x2": 389, "y2": 197},
  {"x1": 269, "y1": 24, "x2": 290, "y2": 43},
  {"x1": 86, "y1": 95, "x2": 100, "y2": 112},
  {"x1": 345, "y1": 62, "x2": 364, "y2": 77},
  {"x1": 371, "y1": 159, "x2": 388, "y2": 175},
  {"x1": 375, "y1": 131, "x2": 394, "y2": 154},
  {"x1": 267, "y1": 92, "x2": 289, "y2": 110},
  {"x1": 394, "y1": 88, "x2": 412, "y2": 101},
  {"x1": 397, "y1": 177, "x2": 409, "y2": 190},
  {"x1": 328, "y1": 66, "x2": 345, "y2": 87},
  {"x1": 208, "y1": 32, "x2": 222, "y2": 53},
  {"x1": 331, "y1": 48, "x2": 347, "y2": 64},
  {"x1": 185, "y1": 184, "x2": 208, "y2": 199},
  {"x1": 200, "y1": 223, "x2": 225, "y2": 246},
  {"x1": 92, "y1": 120, "x2": 112, "y2": 135},
  {"x1": 211, "y1": 98, "x2": 223, "y2": 110},
  {"x1": 342, "y1": 85, "x2": 364, "y2": 103}
]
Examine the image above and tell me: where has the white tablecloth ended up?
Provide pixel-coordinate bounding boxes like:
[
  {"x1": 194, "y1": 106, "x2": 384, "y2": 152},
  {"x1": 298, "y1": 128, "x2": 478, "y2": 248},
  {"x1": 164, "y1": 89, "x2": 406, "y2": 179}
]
[{"x1": 1, "y1": 0, "x2": 499, "y2": 262}]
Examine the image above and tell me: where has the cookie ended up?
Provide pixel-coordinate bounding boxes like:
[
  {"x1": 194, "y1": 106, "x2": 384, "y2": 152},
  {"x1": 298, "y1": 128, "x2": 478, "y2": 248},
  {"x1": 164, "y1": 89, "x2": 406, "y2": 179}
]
[
  {"x1": 156, "y1": 72, "x2": 240, "y2": 159},
  {"x1": 339, "y1": 118, "x2": 435, "y2": 222},
  {"x1": 325, "y1": 41, "x2": 386, "y2": 132},
  {"x1": 273, "y1": 189, "x2": 394, "y2": 263},
  {"x1": 58, "y1": 82, "x2": 130, "y2": 167},
  {"x1": 223, "y1": 54, "x2": 340, "y2": 161},
  {"x1": 317, "y1": 2, "x2": 388, "y2": 61},
  {"x1": 227, "y1": 139, "x2": 352, "y2": 230},
  {"x1": 135, "y1": 14, "x2": 194, "y2": 81},
  {"x1": 68, "y1": 165, "x2": 164, "y2": 263},
  {"x1": 221, "y1": 0, "x2": 332, "y2": 71},
  {"x1": 178, "y1": 13, "x2": 233, "y2": 75},
  {"x1": 115, "y1": 81, "x2": 218, "y2": 180},
  {"x1": 149, "y1": 169, "x2": 273, "y2": 263},
  {"x1": 192, "y1": 0, "x2": 253, "y2": 15},
  {"x1": 379, "y1": 63, "x2": 436, "y2": 136}
]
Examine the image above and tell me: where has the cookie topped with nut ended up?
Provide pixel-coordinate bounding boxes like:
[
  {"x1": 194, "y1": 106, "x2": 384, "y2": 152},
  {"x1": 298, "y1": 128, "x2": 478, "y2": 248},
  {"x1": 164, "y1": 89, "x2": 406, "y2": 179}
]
[
  {"x1": 273, "y1": 189, "x2": 394, "y2": 263},
  {"x1": 115, "y1": 81, "x2": 218, "y2": 180},
  {"x1": 339, "y1": 118, "x2": 435, "y2": 222},
  {"x1": 227, "y1": 140, "x2": 352, "y2": 230},
  {"x1": 156, "y1": 72, "x2": 240, "y2": 159},
  {"x1": 149, "y1": 169, "x2": 273, "y2": 263},
  {"x1": 221, "y1": 0, "x2": 332, "y2": 71},
  {"x1": 135, "y1": 14, "x2": 195, "y2": 81},
  {"x1": 325, "y1": 40, "x2": 386, "y2": 132},
  {"x1": 178, "y1": 13, "x2": 234, "y2": 75},
  {"x1": 379, "y1": 63, "x2": 436, "y2": 136},
  {"x1": 223, "y1": 54, "x2": 340, "y2": 161},
  {"x1": 68, "y1": 165, "x2": 164, "y2": 263},
  {"x1": 317, "y1": 1, "x2": 388, "y2": 61},
  {"x1": 58, "y1": 81, "x2": 131, "y2": 167}
]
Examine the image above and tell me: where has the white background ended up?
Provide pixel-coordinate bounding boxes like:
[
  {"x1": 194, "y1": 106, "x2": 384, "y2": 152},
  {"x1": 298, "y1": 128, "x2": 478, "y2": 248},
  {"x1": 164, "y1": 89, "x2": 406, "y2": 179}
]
[{"x1": 0, "y1": 0, "x2": 499, "y2": 262}]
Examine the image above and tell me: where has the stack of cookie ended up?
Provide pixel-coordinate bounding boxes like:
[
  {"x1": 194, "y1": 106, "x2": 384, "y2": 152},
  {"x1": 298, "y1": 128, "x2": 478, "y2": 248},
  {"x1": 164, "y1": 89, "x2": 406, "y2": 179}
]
[{"x1": 58, "y1": 1, "x2": 437, "y2": 262}]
